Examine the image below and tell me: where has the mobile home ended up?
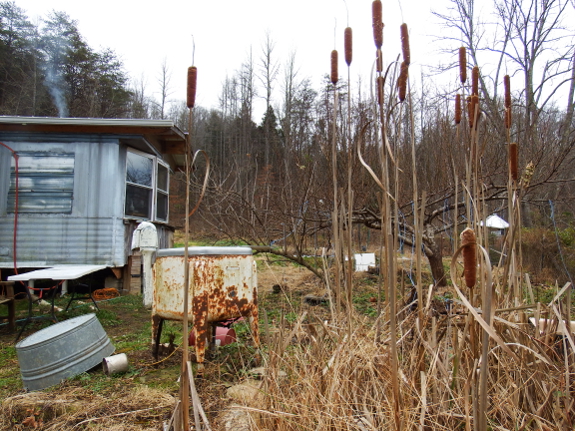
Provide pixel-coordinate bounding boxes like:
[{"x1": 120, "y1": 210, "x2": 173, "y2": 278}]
[{"x1": 0, "y1": 116, "x2": 187, "y2": 292}]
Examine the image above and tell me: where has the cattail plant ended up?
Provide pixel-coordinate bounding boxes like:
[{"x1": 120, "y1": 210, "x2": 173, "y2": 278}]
[
  {"x1": 330, "y1": 50, "x2": 338, "y2": 85},
  {"x1": 343, "y1": 26, "x2": 354, "y2": 333},
  {"x1": 397, "y1": 61, "x2": 408, "y2": 102},
  {"x1": 400, "y1": 23, "x2": 410, "y2": 66},
  {"x1": 187, "y1": 66, "x2": 197, "y2": 109},
  {"x1": 509, "y1": 142, "x2": 518, "y2": 181},
  {"x1": 182, "y1": 62, "x2": 198, "y2": 431},
  {"x1": 376, "y1": 49, "x2": 383, "y2": 73},
  {"x1": 467, "y1": 94, "x2": 479, "y2": 129},
  {"x1": 344, "y1": 27, "x2": 352, "y2": 66},
  {"x1": 372, "y1": 0, "x2": 383, "y2": 49},
  {"x1": 459, "y1": 47, "x2": 467, "y2": 84},
  {"x1": 329, "y1": 46, "x2": 341, "y2": 315},
  {"x1": 471, "y1": 65, "x2": 479, "y2": 95},
  {"x1": 504, "y1": 75, "x2": 511, "y2": 129},
  {"x1": 504, "y1": 75, "x2": 511, "y2": 109},
  {"x1": 460, "y1": 227, "x2": 477, "y2": 288},
  {"x1": 455, "y1": 94, "x2": 461, "y2": 124}
]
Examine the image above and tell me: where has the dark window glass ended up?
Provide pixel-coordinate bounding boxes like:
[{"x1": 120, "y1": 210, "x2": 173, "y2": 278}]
[
  {"x1": 157, "y1": 164, "x2": 168, "y2": 191},
  {"x1": 156, "y1": 192, "x2": 168, "y2": 221},
  {"x1": 125, "y1": 184, "x2": 151, "y2": 218}
]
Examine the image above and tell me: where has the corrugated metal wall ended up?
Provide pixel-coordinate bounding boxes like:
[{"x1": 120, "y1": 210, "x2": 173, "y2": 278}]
[
  {"x1": 0, "y1": 135, "x2": 125, "y2": 268},
  {"x1": 0, "y1": 216, "x2": 125, "y2": 267},
  {"x1": 0, "y1": 133, "x2": 174, "y2": 270}
]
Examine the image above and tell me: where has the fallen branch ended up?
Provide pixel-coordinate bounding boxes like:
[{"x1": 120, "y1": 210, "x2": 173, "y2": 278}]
[{"x1": 250, "y1": 246, "x2": 323, "y2": 279}]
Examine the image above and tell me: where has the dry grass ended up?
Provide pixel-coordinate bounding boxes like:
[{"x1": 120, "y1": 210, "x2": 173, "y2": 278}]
[
  {"x1": 239, "y1": 282, "x2": 573, "y2": 430},
  {"x1": 1, "y1": 384, "x2": 175, "y2": 430}
]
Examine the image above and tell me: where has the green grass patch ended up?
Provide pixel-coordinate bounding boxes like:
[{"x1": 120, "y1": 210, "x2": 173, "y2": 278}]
[
  {"x1": 0, "y1": 344, "x2": 21, "y2": 398},
  {"x1": 353, "y1": 291, "x2": 379, "y2": 317}
]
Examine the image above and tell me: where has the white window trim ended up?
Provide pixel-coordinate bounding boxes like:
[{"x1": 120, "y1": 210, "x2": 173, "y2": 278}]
[
  {"x1": 124, "y1": 148, "x2": 170, "y2": 223},
  {"x1": 156, "y1": 160, "x2": 170, "y2": 222}
]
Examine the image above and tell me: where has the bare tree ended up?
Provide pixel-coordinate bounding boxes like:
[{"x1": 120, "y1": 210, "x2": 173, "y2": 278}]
[
  {"x1": 258, "y1": 31, "x2": 280, "y2": 167},
  {"x1": 494, "y1": 0, "x2": 573, "y2": 127},
  {"x1": 128, "y1": 75, "x2": 151, "y2": 119},
  {"x1": 154, "y1": 58, "x2": 173, "y2": 119},
  {"x1": 433, "y1": 0, "x2": 574, "y2": 134},
  {"x1": 258, "y1": 31, "x2": 279, "y2": 112}
]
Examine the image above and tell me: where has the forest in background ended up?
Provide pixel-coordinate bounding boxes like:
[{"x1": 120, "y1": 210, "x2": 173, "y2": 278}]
[{"x1": 1, "y1": 0, "x2": 575, "y2": 285}]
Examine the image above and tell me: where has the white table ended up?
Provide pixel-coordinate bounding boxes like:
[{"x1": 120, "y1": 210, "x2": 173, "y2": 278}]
[
  {"x1": 8, "y1": 265, "x2": 107, "y2": 340},
  {"x1": 8, "y1": 265, "x2": 107, "y2": 295}
]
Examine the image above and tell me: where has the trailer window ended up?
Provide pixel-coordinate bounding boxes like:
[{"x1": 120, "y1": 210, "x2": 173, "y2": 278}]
[
  {"x1": 156, "y1": 163, "x2": 169, "y2": 221},
  {"x1": 7, "y1": 152, "x2": 75, "y2": 213},
  {"x1": 125, "y1": 151, "x2": 153, "y2": 218},
  {"x1": 124, "y1": 149, "x2": 170, "y2": 222}
]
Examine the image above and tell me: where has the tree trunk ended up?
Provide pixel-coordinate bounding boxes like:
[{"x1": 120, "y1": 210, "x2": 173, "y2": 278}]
[{"x1": 426, "y1": 243, "x2": 447, "y2": 287}]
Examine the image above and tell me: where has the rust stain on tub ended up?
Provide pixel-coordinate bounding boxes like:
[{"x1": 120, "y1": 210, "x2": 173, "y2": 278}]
[{"x1": 151, "y1": 247, "x2": 259, "y2": 363}]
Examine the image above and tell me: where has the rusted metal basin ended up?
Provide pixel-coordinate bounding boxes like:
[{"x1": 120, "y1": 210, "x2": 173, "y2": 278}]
[
  {"x1": 151, "y1": 246, "x2": 259, "y2": 363},
  {"x1": 152, "y1": 246, "x2": 257, "y2": 322},
  {"x1": 16, "y1": 313, "x2": 114, "y2": 391}
]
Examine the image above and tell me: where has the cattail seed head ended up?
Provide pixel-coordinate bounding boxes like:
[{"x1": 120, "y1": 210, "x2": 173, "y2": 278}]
[
  {"x1": 509, "y1": 142, "x2": 518, "y2": 181},
  {"x1": 397, "y1": 61, "x2": 408, "y2": 102},
  {"x1": 504, "y1": 75, "x2": 511, "y2": 109},
  {"x1": 455, "y1": 94, "x2": 462, "y2": 124},
  {"x1": 467, "y1": 94, "x2": 480, "y2": 129},
  {"x1": 372, "y1": 1, "x2": 383, "y2": 49},
  {"x1": 459, "y1": 47, "x2": 467, "y2": 84},
  {"x1": 472, "y1": 66, "x2": 479, "y2": 95},
  {"x1": 187, "y1": 66, "x2": 197, "y2": 108},
  {"x1": 377, "y1": 75, "x2": 385, "y2": 106},
  {"x1": 376, "y1": 49, "x2": 383, "y2": 73},
  {"x1": 344, "y1": 27, "x2": 353, "y2": 66},
  {"x1": 330, "y1": 50, "x2": 338, "y2": 85},
  {"x1": 460, "y1": 227, "x2": 477, "y2": 288},
  {"x1": 466, "y1": 96, "x2": 473, "y2": 128},
  {"x1": 504, "y1": 75, "x2": 512, "y2": 129},
  {"x1": 400, "y1": 23, "x2": 410, "y2": 66}
]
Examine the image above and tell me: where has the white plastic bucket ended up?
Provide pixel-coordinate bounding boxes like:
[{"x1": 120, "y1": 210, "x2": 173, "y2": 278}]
[{"x1": 102, "y1": 353, "x2": 129, "y2": 375}]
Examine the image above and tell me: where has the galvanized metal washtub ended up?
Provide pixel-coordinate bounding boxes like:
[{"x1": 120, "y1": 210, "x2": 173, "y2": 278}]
[{"x1": 16, "y1": 313, "x2": 114, "y2": 391}]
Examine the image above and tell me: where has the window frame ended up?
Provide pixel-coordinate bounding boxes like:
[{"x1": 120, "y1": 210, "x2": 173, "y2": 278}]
[
  {"x1": 124, "y1": 148, "x2": 170, "y2": 223},
  {"x1": 155, "y1": 162, "x2": 169, "y2": 222}
]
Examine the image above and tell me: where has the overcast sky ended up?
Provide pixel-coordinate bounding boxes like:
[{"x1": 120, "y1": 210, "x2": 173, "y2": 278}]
[{"x1": 16, "y1": 0, "x2": 452, "y2": 119}]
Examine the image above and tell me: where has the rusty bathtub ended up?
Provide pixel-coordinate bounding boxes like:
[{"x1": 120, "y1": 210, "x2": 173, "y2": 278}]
[{"x1": 150, "y1": 246, "x2": 259, "y2": 363}]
